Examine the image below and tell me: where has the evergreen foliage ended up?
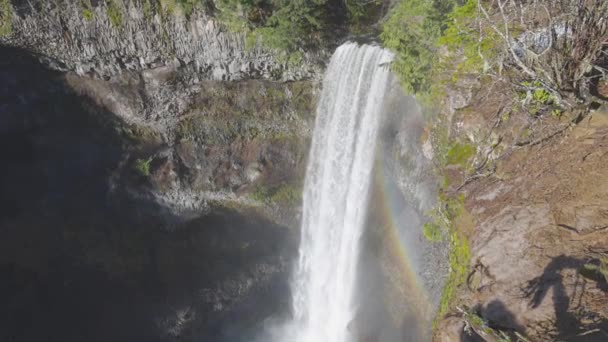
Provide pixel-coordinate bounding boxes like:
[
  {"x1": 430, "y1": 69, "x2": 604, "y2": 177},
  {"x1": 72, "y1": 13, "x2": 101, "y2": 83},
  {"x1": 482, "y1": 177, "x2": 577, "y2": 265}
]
[
  {"x1": 215, "y1": 0, "x2": 383, "y2": 53},
  {"x1": 381, "y1": 0, "x2": 500, "y2": 96},
  {"x1": 179, "y1": 0, "x2": 202, "y2": 17},
  {"x1": 70, "y1": 0, "x2": 378, "y2": 55},
  {"x1": 215, "y1": 0, "x2": 333, "y2": 53},
  {"x1": 380, "y1": 0, "x2": 457, "y2": 94},
  {"x1": 344, "y1": 0, "x2": 383, "y2": 30},
  {"x1": 383, "y1": 0, "x2": 608, "y2": 106},
  {"x1": 249, "y1": 1, "x2": 327, "y2": 52},
  {"x1": 438, "y1": 0, "x2": 497, "y2": 75}
]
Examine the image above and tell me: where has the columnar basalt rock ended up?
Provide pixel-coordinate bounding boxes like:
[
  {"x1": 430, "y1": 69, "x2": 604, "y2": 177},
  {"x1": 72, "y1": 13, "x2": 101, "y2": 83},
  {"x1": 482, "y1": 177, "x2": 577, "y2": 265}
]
[{"x1": 1, "y1": 1, "x2": 325, "y2": 81}]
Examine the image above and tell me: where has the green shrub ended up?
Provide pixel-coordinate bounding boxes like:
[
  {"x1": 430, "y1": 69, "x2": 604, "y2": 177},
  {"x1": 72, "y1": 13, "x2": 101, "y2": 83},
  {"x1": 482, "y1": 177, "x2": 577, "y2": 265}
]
[
  {"x1": 436, "y1": 229, "x2": 470, "y2": 327},
  {"x1": 160, "y1": 0, "x2": 180, "y2": 15},
  {"x1": 214, "y1": 0, "x2": 250, "y2": 31},
  {"x1": 551, "y1": 109, "x2": 563, "y2": 118},
  {"x1": 154, "y1": 0, "x2": 208, "y2": 17},
  {"x1": 0, "y1": 0, "x2": 12, "y2": 36},
  {"x1": 381, "y1": 0, "x2": 457, "y2": 94},
  {"x1": 381, "y1": 0, "x2": 444, "y2": 94},
  {"x1": 80, "y1": 0, "x2": 95, "y2": 21},
  {"x1": 438, "y1": 0, "x2": 498, "y2": 76},
  {"x1": 583, "y1": 257, "x2": 608, "y2": 283},
  {"x1": 425, "y1": 190, "x2": 471, "y2": 327},
  {"x1": 423, "y1": 222, "x2": 444, "y2": 242},
  {"x1": 345, "y1": 0, "x2": 383, "y2": 31},
  {"x1": 180, "y1": 0, "x2": 199, "y2": 17},
  {"x1": 215, "y1": 0, "x2": 334, "y2": 55},
  {"x1": 254, "y1": 1, "x2": 327, "y2": 52},
  {"x1": 270, "y1": 184, "x2": 302, "y2": 205},
  {"x1": 533, "y1": 88, "x2": 552, "y2": 105},
  {"x1": 107, "y1": 0, "x2": 123, "y2": 27},
  {"x1": 421, "y1": 194, "x2": 464, "y2": 243},
  {"x1": 250, "y1": 183, "x2": 302, "y2": 206},
  {"x1": 134, "y1": 158, "x2": 153, "y2": 177},
  {"x1": 460, "y1": 308, "x2": 517, "y2": 341},
  {"x1": 382, "y1": 0, "x2": 499, "y2": 97},
  {"x1": 250, "y1": 184, "x2": 271, "y2": 202},
  {"x1": 518, "y1": 81, "x2": 562, "y2": 116},
  {"x1": 143, "y1": 0, "x2": 153, "y2": 19}
]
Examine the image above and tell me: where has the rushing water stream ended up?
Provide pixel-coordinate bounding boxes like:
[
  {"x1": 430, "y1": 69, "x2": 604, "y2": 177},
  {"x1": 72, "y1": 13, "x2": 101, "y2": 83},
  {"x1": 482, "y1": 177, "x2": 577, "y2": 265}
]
[{"x1": 286, "y1": 42, "x2": 394, "y2": 342}]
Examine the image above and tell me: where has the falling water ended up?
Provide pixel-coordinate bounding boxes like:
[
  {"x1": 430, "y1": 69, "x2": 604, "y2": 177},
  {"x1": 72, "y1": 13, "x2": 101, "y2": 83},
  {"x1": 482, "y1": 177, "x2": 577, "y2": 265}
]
[{"x1": 287, "y1": 42, "x2": 394, "y2": 342}]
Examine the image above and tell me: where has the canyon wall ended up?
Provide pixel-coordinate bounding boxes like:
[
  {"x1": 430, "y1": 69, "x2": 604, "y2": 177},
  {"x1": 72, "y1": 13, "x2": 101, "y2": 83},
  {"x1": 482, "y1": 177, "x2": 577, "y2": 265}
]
[{"x1": 1, "y1": 0, "x2": 324, "y2": 81}]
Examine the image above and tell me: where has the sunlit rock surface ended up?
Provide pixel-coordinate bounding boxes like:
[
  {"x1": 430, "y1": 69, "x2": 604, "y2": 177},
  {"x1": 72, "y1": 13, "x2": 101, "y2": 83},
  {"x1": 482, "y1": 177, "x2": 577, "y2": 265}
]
[{"x1": 1, "y1": 1, "x2": 325, "y2": 81}]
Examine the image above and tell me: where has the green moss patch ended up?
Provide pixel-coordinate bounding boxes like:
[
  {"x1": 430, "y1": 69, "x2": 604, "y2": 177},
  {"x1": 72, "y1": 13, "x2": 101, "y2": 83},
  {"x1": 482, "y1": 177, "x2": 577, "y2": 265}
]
[
  {"x1": 423, "y1": 222, "x2": 444, "y2": 242},
  {"x1": 250, "y1": 183, "x2": 302, "y2": 206},
  {"x1": 446, "y1": 142, "x2": 475, "y2": 169},
  {"x1": 107, "y1": 0, "x2": 123, "y2": 28},
  {"x1": 0, "y1": 0, "x2": 12, "y2": 36},
  {"x1": 436, "y1": 230, "x2": 470, "y2": 326},
  {"x1": 80, "y1": 0, "x2": 95, "y2": 21}
]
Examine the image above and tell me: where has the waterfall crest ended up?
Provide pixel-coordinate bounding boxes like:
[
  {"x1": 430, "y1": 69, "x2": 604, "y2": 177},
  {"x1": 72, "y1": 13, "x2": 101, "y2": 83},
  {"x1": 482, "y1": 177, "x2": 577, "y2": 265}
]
[{"x1": 287, "y1": 42, "x2": 394, "y2": 342}]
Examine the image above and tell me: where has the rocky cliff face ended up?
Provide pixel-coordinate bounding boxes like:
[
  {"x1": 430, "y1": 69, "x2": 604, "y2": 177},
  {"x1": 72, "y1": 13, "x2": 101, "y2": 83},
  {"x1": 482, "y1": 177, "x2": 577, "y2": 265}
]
[
  {"x1": 1, "y1": 0, "x2": 324, "y2": 224},
  {"x1": 62, "y1": 68, "x2": 317, "y2": 224},
  {"x1": 0, "y1": 44, "x2": 306, "y2": 342},
  {"x1": 1, "y1": 0, "x2": 325, "y2": 81},
  {"x1": 0, "y1": 1, "x2": 323, "y2": 340},
  {"x1": 432, "y1": 77, "x2": 608, "y2": 341}
]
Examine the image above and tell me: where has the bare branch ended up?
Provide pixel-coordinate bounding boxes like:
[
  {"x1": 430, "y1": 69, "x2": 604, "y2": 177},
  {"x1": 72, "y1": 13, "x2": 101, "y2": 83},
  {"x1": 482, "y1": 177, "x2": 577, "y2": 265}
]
[{"x1": 478, "y1": 1, "x2": 537, "y2": 78}]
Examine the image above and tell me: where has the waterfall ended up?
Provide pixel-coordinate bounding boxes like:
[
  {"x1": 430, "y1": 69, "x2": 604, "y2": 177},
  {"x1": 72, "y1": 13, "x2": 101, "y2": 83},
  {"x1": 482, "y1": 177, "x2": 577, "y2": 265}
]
[{"x1": 287, "y1": 42, "x2": 394, "y2": 342}]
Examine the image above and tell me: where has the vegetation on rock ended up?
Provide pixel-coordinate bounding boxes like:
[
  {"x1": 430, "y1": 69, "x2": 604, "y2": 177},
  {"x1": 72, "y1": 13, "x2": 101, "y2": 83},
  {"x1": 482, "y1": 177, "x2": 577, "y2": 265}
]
[
  {"x1": 384, "y1": 0, "x2": 608, "y2": 338},
  {"x1": 439, "y1": 229, "x2": 470, "y2": 324},
  {"x1": 80, "y1": 0, "x2": 95, "y2": 21},
  {"x1": 383, "y1": 0, "x2": 608, "y2": 109},
  {"x1": 446, "y1": 142, "x2": 475, "y2": 170},
  {"x1": 218, "y1": 0, "x2": 328, "y2": 54},
  {"x1": 422, "y1": 221, "x2": 443, "y2": 242},
  {"x1": 460, "y1": 307, "x2": 530, "y2": 342},
  {"x1": 185, "y1": 0, "x2": 383, "y2": 54},
  {"x1": 250, "y1": 183, "x2": 302, "y2": 206},
  {"x1": 0, "y1": 0, "x2": 12, "y2": 36},
  {"x1": 583, "y1": 256, "x2": 608, "y2": 283},
  {"x1": 380, "y1": 0, "x2": 456, "y2": 95},
  {"x1": 134, "y1": 157, "x2": 153, "y2": 177},
  {"x1": 107, "y1": 0, "x2": 124, "y2": 27},
  {"x1": 425, "y1": 192, "x2": 471, "y2": 328},
  {"x1": 344, "y1": 0, "x2": 383, "y2": 29}
]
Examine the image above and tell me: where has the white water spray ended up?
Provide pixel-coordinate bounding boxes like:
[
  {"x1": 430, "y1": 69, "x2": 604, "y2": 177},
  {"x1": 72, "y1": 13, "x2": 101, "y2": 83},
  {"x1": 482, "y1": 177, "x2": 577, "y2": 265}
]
[{"x1": 286, "y1": 43, "x2": 393, "y2": 342}]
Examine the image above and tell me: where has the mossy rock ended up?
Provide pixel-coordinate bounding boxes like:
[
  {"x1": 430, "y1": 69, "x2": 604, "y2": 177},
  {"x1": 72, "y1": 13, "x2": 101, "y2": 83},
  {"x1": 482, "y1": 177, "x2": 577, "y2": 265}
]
[
  {"x1": 250, "y1": 183, "x2": 302, "y2": 206},
  {"x1": 446, "y1": 142, "x2": 475, "y2": 169}
]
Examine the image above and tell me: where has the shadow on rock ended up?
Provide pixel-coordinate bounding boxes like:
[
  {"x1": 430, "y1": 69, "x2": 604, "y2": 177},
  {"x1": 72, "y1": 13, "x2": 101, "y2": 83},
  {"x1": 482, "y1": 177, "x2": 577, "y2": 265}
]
[
  {"x1": 523, "y1": 254, "x2": 608, "y2": 341},
  {"x1": 460, "y1": 300, "x2": 527, "y2": 342},
  {"x1": 0, "y1": 46, "x2": 296, "y2": 342}
]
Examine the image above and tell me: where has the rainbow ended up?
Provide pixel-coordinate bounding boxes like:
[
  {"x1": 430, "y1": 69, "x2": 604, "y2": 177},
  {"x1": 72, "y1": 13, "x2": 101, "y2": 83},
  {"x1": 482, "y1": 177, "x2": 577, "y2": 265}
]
[{"x1": 366, "y1": 158, "x2": 437, "y2": 340}]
